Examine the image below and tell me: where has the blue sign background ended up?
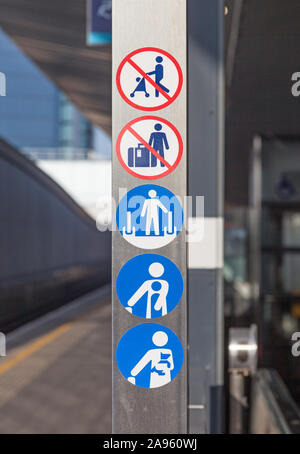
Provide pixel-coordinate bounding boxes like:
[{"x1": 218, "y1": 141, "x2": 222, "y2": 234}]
[
  {"x1": 116, "y1": 323, "x2": 184, "y2": 389},
  {"x1": 116, "y1": 184, "x2": 183, "y2": 238},
  {"x1": 117, "y1": 254, "x2": 183, "y2": 319}
]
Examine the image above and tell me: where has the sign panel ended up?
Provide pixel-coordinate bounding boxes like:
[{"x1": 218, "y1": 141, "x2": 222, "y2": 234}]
[
  {"x1": 87, "y1": 0, "x2": 112, "y2": 45},
  {"x1": 116, "y1": 324, "x2": 184, "y2": 389},
  {"x1": 116, "y1": 184, "x2": 183, "y2": 249},
  {"x1": 113, "y1": 0, "x2": 187, "y2": 434},
  {"x1": 116, "y1": 47, "x2": 183, "y2": 111},
  {"x1": 116, "y1": 254, "x2": 183, "y2": 319},
  {"x1": 117, "y1": 116, "x2": 183, "y2": 180}
]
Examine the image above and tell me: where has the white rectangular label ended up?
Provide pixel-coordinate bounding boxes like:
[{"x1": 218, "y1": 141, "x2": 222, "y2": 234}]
[{"x1": 188, "y1": 217, "x2": 224, "y2": 269}]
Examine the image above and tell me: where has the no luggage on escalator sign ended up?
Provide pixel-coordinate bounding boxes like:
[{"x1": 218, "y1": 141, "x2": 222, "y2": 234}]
[{"x1": 116, "y1": 116, "x2": 183, "y2": 180}]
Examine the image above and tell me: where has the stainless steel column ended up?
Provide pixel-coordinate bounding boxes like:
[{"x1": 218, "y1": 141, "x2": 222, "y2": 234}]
[
  {"x1": 112, "y1": 0, "x2": 187, "y2": 434},
  {"x1": 188, "y1": 0, "x2": 225, "y2": 434}
]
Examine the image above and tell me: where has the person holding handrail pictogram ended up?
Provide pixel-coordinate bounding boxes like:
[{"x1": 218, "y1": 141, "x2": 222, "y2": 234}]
[{"x1": 141, "y1": 189, "x2": 168, "y2": 236}]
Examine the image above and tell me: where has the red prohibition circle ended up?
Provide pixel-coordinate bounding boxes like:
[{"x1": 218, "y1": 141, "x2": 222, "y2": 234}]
[
  {"x1": 116, "y1": 116, "x2": 183, "y2": 180},
  {"x1": 116, "y1": 47, "x2": 183, "y2": 111}
]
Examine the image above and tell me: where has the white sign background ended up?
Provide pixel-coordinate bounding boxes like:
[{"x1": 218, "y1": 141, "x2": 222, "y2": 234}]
[{"x1": 117, "y1": 117, "x2": 183, "y2": 179}]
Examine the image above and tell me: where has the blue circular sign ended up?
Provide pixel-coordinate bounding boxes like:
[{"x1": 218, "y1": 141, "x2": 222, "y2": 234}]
[
  {"x1": 117, "y1": 254, "x2": 183, "y2": 319},
  {"x1": 116, "y1": 323, "x2": 184, "y2": 389},
  {"x1": 116, "y1": 184, "x2": 183, "y2": 249}
]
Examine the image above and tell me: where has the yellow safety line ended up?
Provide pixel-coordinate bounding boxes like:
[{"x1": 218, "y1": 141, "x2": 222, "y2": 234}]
[{"x1": 0, "y1": 322, "x2": 72, "y2": 376}]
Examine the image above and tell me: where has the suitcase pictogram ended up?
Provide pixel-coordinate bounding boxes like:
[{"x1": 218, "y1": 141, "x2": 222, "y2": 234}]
[{"x1": 128, "y1": 143, "x2": 150, "y2": 167}]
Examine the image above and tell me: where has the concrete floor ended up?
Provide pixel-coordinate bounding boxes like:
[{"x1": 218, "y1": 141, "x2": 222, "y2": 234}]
[{"x1": 0, "y1": 287, "x2": 112, "y2": 434}]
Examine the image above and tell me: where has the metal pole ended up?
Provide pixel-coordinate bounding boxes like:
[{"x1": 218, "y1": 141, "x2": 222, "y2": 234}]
[
  {"x1": 188, "y1": 0, "x2": 224, "y2": 434},
  {"x1": 112, "y1": 0, "x2": 187, "y2": 434},
  {"x1": 229, "y1": 372, "x2": 249, "y2": 434},
  {"x1": 228, "y1": 325, "x2": 258, "y2": 433}
]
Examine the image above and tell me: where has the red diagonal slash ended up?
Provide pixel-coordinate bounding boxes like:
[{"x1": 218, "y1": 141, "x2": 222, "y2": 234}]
[
  {"x1": 127, "y1": 126, "x2": 171, "y2": 169},
  {"x1": 127, "y1": 58, "x2": 172, "y2": 102}
]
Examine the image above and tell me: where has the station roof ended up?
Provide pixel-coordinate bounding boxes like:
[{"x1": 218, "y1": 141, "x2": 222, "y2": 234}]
[{"x1": 0, "y1": 0, "x2": 112, "y2": 135}]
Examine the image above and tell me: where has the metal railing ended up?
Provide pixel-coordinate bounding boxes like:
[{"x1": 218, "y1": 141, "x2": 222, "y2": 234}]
[
  {"x1": 250, "y1": 369, "x2": 300, "y2": 434},
  {"x1": 21, "y1": 148, "x2": 102, "y2": 161}
]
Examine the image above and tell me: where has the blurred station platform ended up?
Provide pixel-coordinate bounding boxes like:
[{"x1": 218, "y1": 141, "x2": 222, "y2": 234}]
[{"x1": 0, "y1": 287, "x2": 111, "y2": 434}]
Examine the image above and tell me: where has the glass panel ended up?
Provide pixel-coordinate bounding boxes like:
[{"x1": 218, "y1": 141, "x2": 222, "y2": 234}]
[
  {"x1": 261, "y1": 207, "x2": 282, "y2": 247},
  {"x1": 282, "y1": 253, "x2": 300, "y2": 293},
  {"x1": 224, "y1": 208, "x2": 248, "y2": 283},
  {"x1": 282, "y1": 212, "x2": 300, "y2": 247}
]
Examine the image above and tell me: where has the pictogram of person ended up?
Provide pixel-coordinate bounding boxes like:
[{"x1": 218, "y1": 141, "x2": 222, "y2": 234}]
[
  {"x1": 141, "y1": 190, "x2": 168, "y2": 236},
  {"x1": 148, "y1": 123, "x2": 169, "y2": 167},
  {"x1": 127, "y1": 262, "x2": 169, "y2": 318},
  {"x1": 147, "y1": 56, "x2": 170, "y2": 97}
]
